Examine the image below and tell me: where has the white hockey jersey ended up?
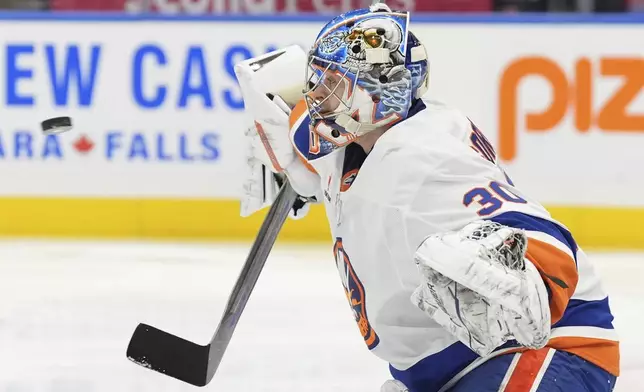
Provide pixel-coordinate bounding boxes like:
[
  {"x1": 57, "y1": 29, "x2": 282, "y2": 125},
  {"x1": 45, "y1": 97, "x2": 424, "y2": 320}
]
[{"x1": 289, "y1": 99, "x2": 619, "y2": 391}]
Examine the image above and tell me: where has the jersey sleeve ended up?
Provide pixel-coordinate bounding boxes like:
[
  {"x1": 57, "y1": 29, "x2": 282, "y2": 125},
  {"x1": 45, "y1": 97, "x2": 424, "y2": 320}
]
[
  {"x1": 348, "y1": 106, "x2": 616, "y2": 376},
  {"x1": 369, "y1": 118, "x2": 579, "y2": 326}
]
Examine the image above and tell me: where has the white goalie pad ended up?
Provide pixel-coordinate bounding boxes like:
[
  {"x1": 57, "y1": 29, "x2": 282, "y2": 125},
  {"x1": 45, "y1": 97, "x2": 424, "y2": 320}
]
[{"x1": 411, "y1": 221, "x2": 551, "y2": 357}]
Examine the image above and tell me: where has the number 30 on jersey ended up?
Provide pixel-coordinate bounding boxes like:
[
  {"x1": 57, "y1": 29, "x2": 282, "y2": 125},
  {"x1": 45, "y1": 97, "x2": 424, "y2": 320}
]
[{"x1": 463, "y1": 180, "x2": 527, "y2": 216}]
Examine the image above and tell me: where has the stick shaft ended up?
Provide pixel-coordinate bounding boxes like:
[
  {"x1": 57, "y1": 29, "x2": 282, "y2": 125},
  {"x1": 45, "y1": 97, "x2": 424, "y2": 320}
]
[
  {"x1": 205, "y1": 180, "x2": 298, "y2": 381},
  {"x1": 126, "y1": 181, "x2": 298, "y2": 386}
]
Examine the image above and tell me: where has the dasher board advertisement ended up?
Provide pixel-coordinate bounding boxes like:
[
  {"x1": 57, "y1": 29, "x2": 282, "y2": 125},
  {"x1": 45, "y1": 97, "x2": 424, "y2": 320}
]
[{"x1": 0, "y1": 14, "x2": 642, "y2": 245}]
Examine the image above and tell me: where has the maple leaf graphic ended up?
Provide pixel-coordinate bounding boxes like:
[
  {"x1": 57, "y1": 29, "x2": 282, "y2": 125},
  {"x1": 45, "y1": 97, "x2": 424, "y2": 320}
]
[{"x1": 73, "y1": 135, "x2": 94, "y2": 154}]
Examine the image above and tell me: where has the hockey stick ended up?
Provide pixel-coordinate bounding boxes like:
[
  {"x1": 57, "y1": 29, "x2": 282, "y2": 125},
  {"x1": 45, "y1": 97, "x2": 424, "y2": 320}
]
[{"x1": 126, "y1": 180, "x2": 298, "y2": 387}]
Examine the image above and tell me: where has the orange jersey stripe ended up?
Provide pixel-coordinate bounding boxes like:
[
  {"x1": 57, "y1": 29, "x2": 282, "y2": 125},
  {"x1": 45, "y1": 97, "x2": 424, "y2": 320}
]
[
  {"x1": 289, "y1": 99, "x2": 308, "y2": 129},
  {"x1": 525, "y1": 238, "x2": 579, "y2": 324},
  {"x1": 504, "y1": 348, "x2": 551, "y2": 392},
  {"x1": 288, "y1": 99, "x2": 318, "y2": 174},
  {"x1": 548, "y1": 336, "x2": 620, "y2": 377},
  {"x1": 297, "y1": 153, "x2": 318, "y2": 174},
  {"x1": 490, "y1": 336, "x2": 619, "y2": 379}
]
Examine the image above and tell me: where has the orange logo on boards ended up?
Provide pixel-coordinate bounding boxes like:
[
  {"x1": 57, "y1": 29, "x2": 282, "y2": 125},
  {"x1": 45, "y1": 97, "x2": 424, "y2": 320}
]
[{"x1": 499, "y1": 56, "x2": 644, "y2": 161}]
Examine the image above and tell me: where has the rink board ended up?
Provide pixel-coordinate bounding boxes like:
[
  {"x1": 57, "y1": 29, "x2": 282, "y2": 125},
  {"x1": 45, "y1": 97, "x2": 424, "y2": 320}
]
[
  {"x1": 0, "y1": 198, "x2": 641, "y2": 249},
  {"x1": 0, "y1": 14, "x2": 643, "y2": 248}
]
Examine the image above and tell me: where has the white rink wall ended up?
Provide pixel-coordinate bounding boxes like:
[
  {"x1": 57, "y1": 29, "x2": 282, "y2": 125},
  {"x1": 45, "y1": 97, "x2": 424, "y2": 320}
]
[
  {"x1": 0, "y1": 17, "x2": 643, "y2": 204},
  {"x1": 0, "y1": 14, "x2": 643, "y2": 247}
]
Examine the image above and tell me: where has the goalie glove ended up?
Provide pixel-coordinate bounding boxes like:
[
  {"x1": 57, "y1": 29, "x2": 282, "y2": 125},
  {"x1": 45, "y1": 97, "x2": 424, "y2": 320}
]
[{"x1": 411, "y1": 221, "x2": 551, "y2": 357}]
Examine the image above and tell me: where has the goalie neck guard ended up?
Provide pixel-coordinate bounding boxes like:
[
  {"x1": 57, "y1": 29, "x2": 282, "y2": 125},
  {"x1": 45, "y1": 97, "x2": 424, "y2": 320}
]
[{"x1": 303, "y1": 3, "x2": 430, "y2": 147}]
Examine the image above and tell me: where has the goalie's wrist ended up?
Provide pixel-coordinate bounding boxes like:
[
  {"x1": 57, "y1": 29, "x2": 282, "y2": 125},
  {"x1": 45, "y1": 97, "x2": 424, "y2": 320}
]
[{"x1": 282, "y1": 158, "x2": 320, "y2": 198}]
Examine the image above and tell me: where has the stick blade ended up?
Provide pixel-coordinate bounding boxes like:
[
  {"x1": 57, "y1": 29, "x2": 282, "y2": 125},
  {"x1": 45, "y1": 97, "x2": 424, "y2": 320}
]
[{"x1": 127, "y1": 323, "x2": 211, "y2": 387}]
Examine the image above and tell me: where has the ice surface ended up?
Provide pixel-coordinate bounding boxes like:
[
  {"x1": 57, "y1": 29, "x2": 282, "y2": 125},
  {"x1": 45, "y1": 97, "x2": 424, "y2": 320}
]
[{"x1": 0, "y1": 240, "x2": 640, "y2": 391}]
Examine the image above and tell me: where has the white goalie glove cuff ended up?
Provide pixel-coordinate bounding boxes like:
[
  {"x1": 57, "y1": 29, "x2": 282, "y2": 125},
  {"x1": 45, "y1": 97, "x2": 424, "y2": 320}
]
[
  {"x1": 240, "y1": 157, "x2": 315, "y2": 220},
  {"x1": 240, "y1": 156, "x2": 278, "y2": 218},
  {"x1": 240, "y1": 101, "x2": 320, "y2": 219},
  {"x1": 411, "y1": 220, "x2": 551, "y2": 357},
  {"x1": 244, "y1": 119, "x2": 320, "y2": 197}
]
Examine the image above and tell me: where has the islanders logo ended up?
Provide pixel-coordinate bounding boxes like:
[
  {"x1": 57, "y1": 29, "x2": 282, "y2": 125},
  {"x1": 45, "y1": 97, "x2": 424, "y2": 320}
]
[
  {"x1": 340, "y1": 169, "x2": 359, "y2": 192},
  {"x1": 334, "y1": 238, "x2": 380, "y2": 350}
]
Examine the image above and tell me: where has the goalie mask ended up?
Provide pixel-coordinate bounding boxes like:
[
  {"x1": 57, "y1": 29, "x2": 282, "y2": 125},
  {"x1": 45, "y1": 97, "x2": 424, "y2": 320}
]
[{"x1": 303, "y1": 3, "x2": 430, "y2": 147}]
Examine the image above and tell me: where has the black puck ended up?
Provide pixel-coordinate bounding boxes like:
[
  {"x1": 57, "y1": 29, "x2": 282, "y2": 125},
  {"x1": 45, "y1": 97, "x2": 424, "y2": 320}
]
[{"x1": 41, "y1": 117, "x2": 73, "y2": 134}]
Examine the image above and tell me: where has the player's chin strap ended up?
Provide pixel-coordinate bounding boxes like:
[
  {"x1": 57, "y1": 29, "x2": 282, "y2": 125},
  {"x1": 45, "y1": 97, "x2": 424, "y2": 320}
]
[{"x1": 334, "y1": 113, "x2": 381, "y2": 136}]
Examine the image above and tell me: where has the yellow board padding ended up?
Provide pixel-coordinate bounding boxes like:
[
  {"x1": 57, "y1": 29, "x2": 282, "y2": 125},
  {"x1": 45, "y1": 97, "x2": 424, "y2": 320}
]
[
  {"x1": 0, "y1": 198, "x2": 640, "y2": 249},
  {"x1": 547, "y1": 206, "x2": 643, "y2": 250},
  {"x1": 0, "y1": 198, "x2": 330, "y2": 242}
]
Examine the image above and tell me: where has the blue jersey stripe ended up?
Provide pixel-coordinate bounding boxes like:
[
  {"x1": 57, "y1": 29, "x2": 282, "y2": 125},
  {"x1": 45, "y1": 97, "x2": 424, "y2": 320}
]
[
  {"x1": 292, "y1": 119, "x2": 310, "y2": 160},
  {"x1": 390, "y1": 342, "x2": 478, "y2": 392},
  {"x1": 488, "y1": 211, "x2": 578, "y2": 263},
  {"x1": 554, "y1": 298, "x2": 615, "y2": 330}
]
